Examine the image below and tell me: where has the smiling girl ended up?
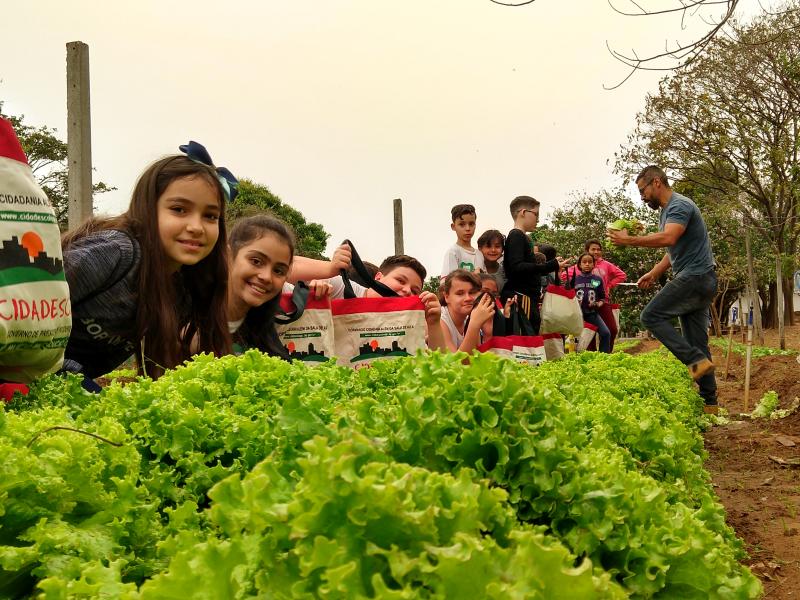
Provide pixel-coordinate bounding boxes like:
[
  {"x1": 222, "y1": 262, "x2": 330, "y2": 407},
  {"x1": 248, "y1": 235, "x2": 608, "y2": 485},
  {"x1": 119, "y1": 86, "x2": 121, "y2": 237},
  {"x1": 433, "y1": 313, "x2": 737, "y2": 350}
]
[
  {"x1": 439, "y1": 269, "x2": 495, "y2": 352},
  {"x1": 226, "y1": 215, "x2": 292, "y2": 358},
  {"x1": 61, "y1": 142, "x2": 232, "y2": 383}
]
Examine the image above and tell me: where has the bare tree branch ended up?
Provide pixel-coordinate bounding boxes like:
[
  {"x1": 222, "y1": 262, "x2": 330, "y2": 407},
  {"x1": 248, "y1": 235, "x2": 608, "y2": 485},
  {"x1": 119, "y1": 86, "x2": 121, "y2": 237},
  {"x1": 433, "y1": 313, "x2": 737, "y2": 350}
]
[{"x1": 490, "y1": 0, "x2": 800, "y2": 87}]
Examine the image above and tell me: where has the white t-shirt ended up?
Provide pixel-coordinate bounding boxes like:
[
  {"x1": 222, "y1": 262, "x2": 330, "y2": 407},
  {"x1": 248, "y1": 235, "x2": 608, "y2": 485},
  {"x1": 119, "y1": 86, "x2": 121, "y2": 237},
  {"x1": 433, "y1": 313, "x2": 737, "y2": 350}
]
[
  {"x1": 228, "y1": 318, "x2": 245, "y2": 334},
  {"x1": 441, "y1": 244, "x2": 485, "y2": 278},
  {"x1": 440, "y1": 306, "x2": 464, "y2": 348}
]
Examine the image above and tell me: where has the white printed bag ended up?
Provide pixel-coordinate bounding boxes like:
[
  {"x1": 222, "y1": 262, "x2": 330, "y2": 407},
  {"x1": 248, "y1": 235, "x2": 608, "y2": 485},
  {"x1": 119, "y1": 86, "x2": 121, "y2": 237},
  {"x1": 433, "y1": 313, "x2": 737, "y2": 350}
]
[
  {"x1": 577, "y1": 321, "x2": 599, "y2": 353},
  {"x1": 478, "y1": 334, "x2": 546, "y2": 366},
  {"x1": 541, "y1": 332, "x2": 565, "y2": 361},
  {"x1": 477, "y1": 301, "x2": 547, "y2": 366},
  {"x1": 539, "y1": 284, "x2": 583, "y2": 336},
  {"x1": 610, "y1": 303, "x2": 621, "y2": 330},
  {"x1": 275, "y1": 283, "x2": 334, "y2": 365},
  {"x1": 331, "y1": 296, "x2": 426, "y2": 369},
  {"x1": 0, "y1": 118, "x2": 71, "y2": 382}
]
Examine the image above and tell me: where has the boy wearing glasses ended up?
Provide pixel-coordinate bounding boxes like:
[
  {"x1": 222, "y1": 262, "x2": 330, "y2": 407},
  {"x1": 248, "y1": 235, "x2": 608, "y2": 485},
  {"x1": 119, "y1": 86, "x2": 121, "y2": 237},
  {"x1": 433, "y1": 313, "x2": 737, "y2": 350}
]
[
  {"x1": 608, "y1": 165, "x2": 718, "y2": 413},
  {"x1": 502, "y1": 195, "x2": 569, "y2": 333}
]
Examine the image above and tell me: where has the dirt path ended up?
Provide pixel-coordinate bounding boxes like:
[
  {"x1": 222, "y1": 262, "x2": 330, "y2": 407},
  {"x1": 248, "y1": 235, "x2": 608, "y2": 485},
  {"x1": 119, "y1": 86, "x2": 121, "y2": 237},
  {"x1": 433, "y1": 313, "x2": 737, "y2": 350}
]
[{"x1": 629, "y1": 325, "x2": 800, "y2": 598}]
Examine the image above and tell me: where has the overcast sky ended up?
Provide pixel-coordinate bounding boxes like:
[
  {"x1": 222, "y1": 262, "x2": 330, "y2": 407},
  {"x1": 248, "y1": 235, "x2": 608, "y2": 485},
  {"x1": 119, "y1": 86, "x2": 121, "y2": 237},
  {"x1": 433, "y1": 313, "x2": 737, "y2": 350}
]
[{"x1": 1, "y1": 0, "x2": 763, "y2": 277}]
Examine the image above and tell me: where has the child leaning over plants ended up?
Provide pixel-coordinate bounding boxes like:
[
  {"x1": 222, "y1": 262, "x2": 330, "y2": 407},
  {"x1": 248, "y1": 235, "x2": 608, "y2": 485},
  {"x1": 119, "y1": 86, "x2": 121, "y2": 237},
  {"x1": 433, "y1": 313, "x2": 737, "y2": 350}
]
[
  {"x1": 60, "y1": 142, "x2": 233, "y2": 388},
  {"x1": 305, "y1": 253, "x2": 447, "y2": 351},
  {"x1": 570, "y1": 253, "x2": 611, "y2": 353},
  {"x1": 439, "y1": 270, "x2": 496, "y2": 353},
  {"x1": 226, "y1": 214, "x2": 332, "y2": 359}
]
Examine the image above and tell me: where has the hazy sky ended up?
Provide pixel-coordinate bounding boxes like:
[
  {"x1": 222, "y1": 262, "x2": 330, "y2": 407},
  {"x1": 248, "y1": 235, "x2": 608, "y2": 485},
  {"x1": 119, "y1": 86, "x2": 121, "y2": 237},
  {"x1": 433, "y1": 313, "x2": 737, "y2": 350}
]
[{"x1": 1, "y1": 0, "x2": 761, "y2": 277}]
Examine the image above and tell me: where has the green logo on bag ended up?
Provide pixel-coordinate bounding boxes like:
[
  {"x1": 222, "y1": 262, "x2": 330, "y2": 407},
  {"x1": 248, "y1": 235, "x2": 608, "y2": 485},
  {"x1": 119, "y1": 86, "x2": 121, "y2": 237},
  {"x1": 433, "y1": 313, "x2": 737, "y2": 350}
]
[
  {"x1": 0, "y1": 233, "x2": 65, "y2": 288},
  {"x1": 350, "y1": 338, "x2": 410, "y2": 362},
  {"x1": 283, "y1": 332, "x2": 322, "y2": 339}
]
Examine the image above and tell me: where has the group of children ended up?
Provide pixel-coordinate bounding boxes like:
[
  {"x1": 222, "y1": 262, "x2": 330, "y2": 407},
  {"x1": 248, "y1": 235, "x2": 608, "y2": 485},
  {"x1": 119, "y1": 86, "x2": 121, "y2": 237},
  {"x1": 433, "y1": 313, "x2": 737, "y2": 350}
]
[
  {"x1": 0, "y1": 118, "x2": 627, "y2": 396},
  {"x1": 436, "y1": 197, "x2": 627, "y2": 353}
]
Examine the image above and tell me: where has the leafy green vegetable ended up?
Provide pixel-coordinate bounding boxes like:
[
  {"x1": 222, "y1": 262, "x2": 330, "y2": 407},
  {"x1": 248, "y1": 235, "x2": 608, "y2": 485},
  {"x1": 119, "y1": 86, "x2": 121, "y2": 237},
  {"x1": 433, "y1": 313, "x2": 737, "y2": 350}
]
[
  {"x1": 709, "y1": 337, "x2": 798, "y2": 358},
  {"x1": 750, "y1": 390, "x2": 780, "y2": 418},
  {"x1": 606, "y1": 218, "x2": 644, "y2": 233},
  {"x1": 0, "y1": 350, "x2": 762, "y2": 598}
]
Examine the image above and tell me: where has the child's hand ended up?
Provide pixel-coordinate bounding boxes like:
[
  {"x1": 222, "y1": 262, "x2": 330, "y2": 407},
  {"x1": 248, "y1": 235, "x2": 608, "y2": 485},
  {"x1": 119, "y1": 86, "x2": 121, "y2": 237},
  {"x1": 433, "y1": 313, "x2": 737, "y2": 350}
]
[
  {"x1": 595, "y1": 300, "x2": 605, "y2": 308},
  {"x1": 557, "y1": 256, "x2": 571, "y2": 270},
  {"x1": 329, "y1": 243, "x2": 352, "y2": 276},
  {"x1": 503, "y1": 296, "x2": 515, "y2": 318},
  {"x1": 419, "y1": 291, "x2": 441, "y2": 326},
  {"x1": 307, "y1": 280, "x2": 333, "y2": 299},
  {"x1": 468, "y1": 293, "x2": 496, "y2": 329}
]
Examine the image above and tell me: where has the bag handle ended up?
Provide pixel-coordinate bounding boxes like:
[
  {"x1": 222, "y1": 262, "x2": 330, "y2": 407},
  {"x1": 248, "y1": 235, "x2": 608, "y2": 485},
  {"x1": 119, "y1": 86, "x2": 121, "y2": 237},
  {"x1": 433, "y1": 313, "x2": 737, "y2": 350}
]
[
  {"x1": 510, "y1": 301, "x2": 537, "y2": 336},
  {"x1": 340, "y1": 239, "x2": 398, "y2": 299},
  {"x1": 274, "y1": 281, "x2": 311, "y2": 325}
]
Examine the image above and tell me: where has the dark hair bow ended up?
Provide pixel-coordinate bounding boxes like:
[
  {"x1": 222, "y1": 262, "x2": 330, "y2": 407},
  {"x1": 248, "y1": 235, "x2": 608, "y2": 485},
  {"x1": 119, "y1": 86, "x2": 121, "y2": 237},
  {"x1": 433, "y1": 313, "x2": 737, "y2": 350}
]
[{"x1": 179, "y1": 141, "x2": 239, "y2": 202}]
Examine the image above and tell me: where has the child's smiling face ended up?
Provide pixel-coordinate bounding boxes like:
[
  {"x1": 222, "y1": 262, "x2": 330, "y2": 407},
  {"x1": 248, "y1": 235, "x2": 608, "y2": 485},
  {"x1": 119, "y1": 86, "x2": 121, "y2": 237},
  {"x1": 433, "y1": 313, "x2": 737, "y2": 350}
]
[{"x1": 479, "y1": 240, "x2": 503, "y2": 264}]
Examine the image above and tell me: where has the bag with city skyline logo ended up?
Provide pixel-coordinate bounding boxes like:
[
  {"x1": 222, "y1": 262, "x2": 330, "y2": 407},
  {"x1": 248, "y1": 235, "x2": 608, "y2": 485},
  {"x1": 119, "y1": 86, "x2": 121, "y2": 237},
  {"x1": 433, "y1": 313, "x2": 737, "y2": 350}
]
[
  {"x1": 275, "y1": 282, "x2": 334, "y2": 365},
  {"x1": 0, "y1": 117, "x2": 71, "y2": 383},
  {"x1": 330, "y1": 240, "x2": 426, "y2": 368},
  {"x1": 477, "y1": 298, "x2": 546, "y2": 366},
  {"x1": 331, "y1": 295, "x2": 426, "y2": 368}
]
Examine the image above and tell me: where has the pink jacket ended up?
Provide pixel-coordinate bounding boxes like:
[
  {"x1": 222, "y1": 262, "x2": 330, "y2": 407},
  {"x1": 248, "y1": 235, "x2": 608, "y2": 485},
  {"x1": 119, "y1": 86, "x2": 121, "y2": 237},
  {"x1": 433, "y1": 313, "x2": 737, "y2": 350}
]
[{"x1": 562, "y1": 259, "x2": 626, "y2": 297}]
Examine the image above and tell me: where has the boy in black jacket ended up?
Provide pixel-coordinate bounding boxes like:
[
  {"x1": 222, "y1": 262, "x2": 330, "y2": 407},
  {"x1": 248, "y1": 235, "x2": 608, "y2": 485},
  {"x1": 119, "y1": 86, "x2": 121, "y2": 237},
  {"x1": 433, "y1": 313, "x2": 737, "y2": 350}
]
[{"x1": 502, "y1": 195, "x2": 569, "y2": 333}]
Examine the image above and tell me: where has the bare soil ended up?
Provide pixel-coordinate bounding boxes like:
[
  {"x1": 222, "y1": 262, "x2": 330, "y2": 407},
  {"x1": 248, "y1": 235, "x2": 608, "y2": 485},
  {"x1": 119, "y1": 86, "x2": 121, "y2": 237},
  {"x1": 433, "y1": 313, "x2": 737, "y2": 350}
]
[{"x1": 628, "y1": 324, "x2": 800, "y2": 598}]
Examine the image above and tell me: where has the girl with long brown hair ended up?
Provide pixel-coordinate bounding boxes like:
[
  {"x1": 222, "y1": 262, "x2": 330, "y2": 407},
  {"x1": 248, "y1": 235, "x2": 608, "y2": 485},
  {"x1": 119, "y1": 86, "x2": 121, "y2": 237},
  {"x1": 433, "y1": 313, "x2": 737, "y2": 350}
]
[{"x1": 61, "y1": 142, "x2": 233, "y2": 385}]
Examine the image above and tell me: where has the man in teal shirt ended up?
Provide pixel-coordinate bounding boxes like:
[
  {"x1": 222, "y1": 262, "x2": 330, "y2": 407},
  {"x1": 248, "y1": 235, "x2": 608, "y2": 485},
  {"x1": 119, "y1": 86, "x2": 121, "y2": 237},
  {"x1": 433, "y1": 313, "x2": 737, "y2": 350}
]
[{"x1": 609, "y1": 165, "x2": 718, "y2": 413}]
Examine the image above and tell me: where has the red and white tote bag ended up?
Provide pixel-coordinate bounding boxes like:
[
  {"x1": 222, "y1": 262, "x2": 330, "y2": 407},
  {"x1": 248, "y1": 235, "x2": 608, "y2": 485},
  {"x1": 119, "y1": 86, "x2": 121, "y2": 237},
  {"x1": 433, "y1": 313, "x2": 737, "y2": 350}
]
[
  {"x1": 577, "y1": 321, "x2": 599, "y2": 353},
  {"x1": 541, "y1": 332, "x2": 565, "y2": 361},
  {"x1": 0, "y1": 118, "x2": 71, "y2": 382},
  {"x1": 539, "y1": 284, "x2": 583, "y2": 336},
  {"x1": 276, "y1": 292, "x2": 335, "y2": 365},
  {"x1": 331, "y1": 295, "x2": 426, "y2": 369},
  {"x1": 478, "y1": 334, "x2": 546, "y2": 366}
]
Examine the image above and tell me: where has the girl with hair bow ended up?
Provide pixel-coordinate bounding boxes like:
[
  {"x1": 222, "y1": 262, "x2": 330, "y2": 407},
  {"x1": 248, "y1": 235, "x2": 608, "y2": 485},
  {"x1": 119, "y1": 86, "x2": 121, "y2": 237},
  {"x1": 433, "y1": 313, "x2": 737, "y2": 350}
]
[{"x1": 61, "y1": 141, "x2": 236, "y2": 386}]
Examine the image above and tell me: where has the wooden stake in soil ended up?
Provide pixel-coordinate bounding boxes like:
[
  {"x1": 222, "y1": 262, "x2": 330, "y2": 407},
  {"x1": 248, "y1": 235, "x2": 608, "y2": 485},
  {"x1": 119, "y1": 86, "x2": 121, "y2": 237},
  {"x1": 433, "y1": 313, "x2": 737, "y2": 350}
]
[
  {"x1": 744, "y1": 319, "x2": 753, "y2": 413},
  {"x1": 723, "y1": 322, "x2": 735, "y2": 380}
]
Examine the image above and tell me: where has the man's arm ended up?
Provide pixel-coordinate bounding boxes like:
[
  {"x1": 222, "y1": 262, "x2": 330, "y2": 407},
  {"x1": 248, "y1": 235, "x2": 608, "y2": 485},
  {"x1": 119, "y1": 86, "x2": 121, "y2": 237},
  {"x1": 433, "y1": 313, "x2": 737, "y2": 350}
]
[
  {"x1": 637, "y1": 254, "x2": 672, "y2": 289},
  {"x1": 608, "y1": 223, "x2": 685, "y2": 248}
]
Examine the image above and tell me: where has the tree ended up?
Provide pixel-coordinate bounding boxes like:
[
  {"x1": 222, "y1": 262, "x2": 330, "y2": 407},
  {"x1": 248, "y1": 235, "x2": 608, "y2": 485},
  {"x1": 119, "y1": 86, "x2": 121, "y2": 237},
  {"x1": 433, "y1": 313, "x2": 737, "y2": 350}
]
[
  {"x1": 616, "y1": 5, "x2": 800, "y2": 330},
  {"x1": 0, "y1": 102, "x2": 113, "y2": 229},
  {"x1": 422, "y1": 275, "x2": 442, "y2": 295},
  {"x1": 227, "y1": 179, "x2": 330, "y2": 259}
]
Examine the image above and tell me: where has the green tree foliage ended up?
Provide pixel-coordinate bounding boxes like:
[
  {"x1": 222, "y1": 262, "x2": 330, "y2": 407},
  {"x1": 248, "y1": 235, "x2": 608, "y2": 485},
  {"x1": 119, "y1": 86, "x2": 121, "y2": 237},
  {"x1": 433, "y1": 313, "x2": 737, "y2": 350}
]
[
  {"x1": 537, "y1": 189, "x2": 662, "y2": 336},
  {"x1": 227, "y1": 179, "x2": 330, "y2": 259},
  {"x1": 615, "y1": 2, "x2": 800, "y2": 326},
  {"x1": 422, "y1": 275, "x2": 442, "y2": 295},
  {"x1": 0, "y1": 102, "x2": 113, "y2": 229}
]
